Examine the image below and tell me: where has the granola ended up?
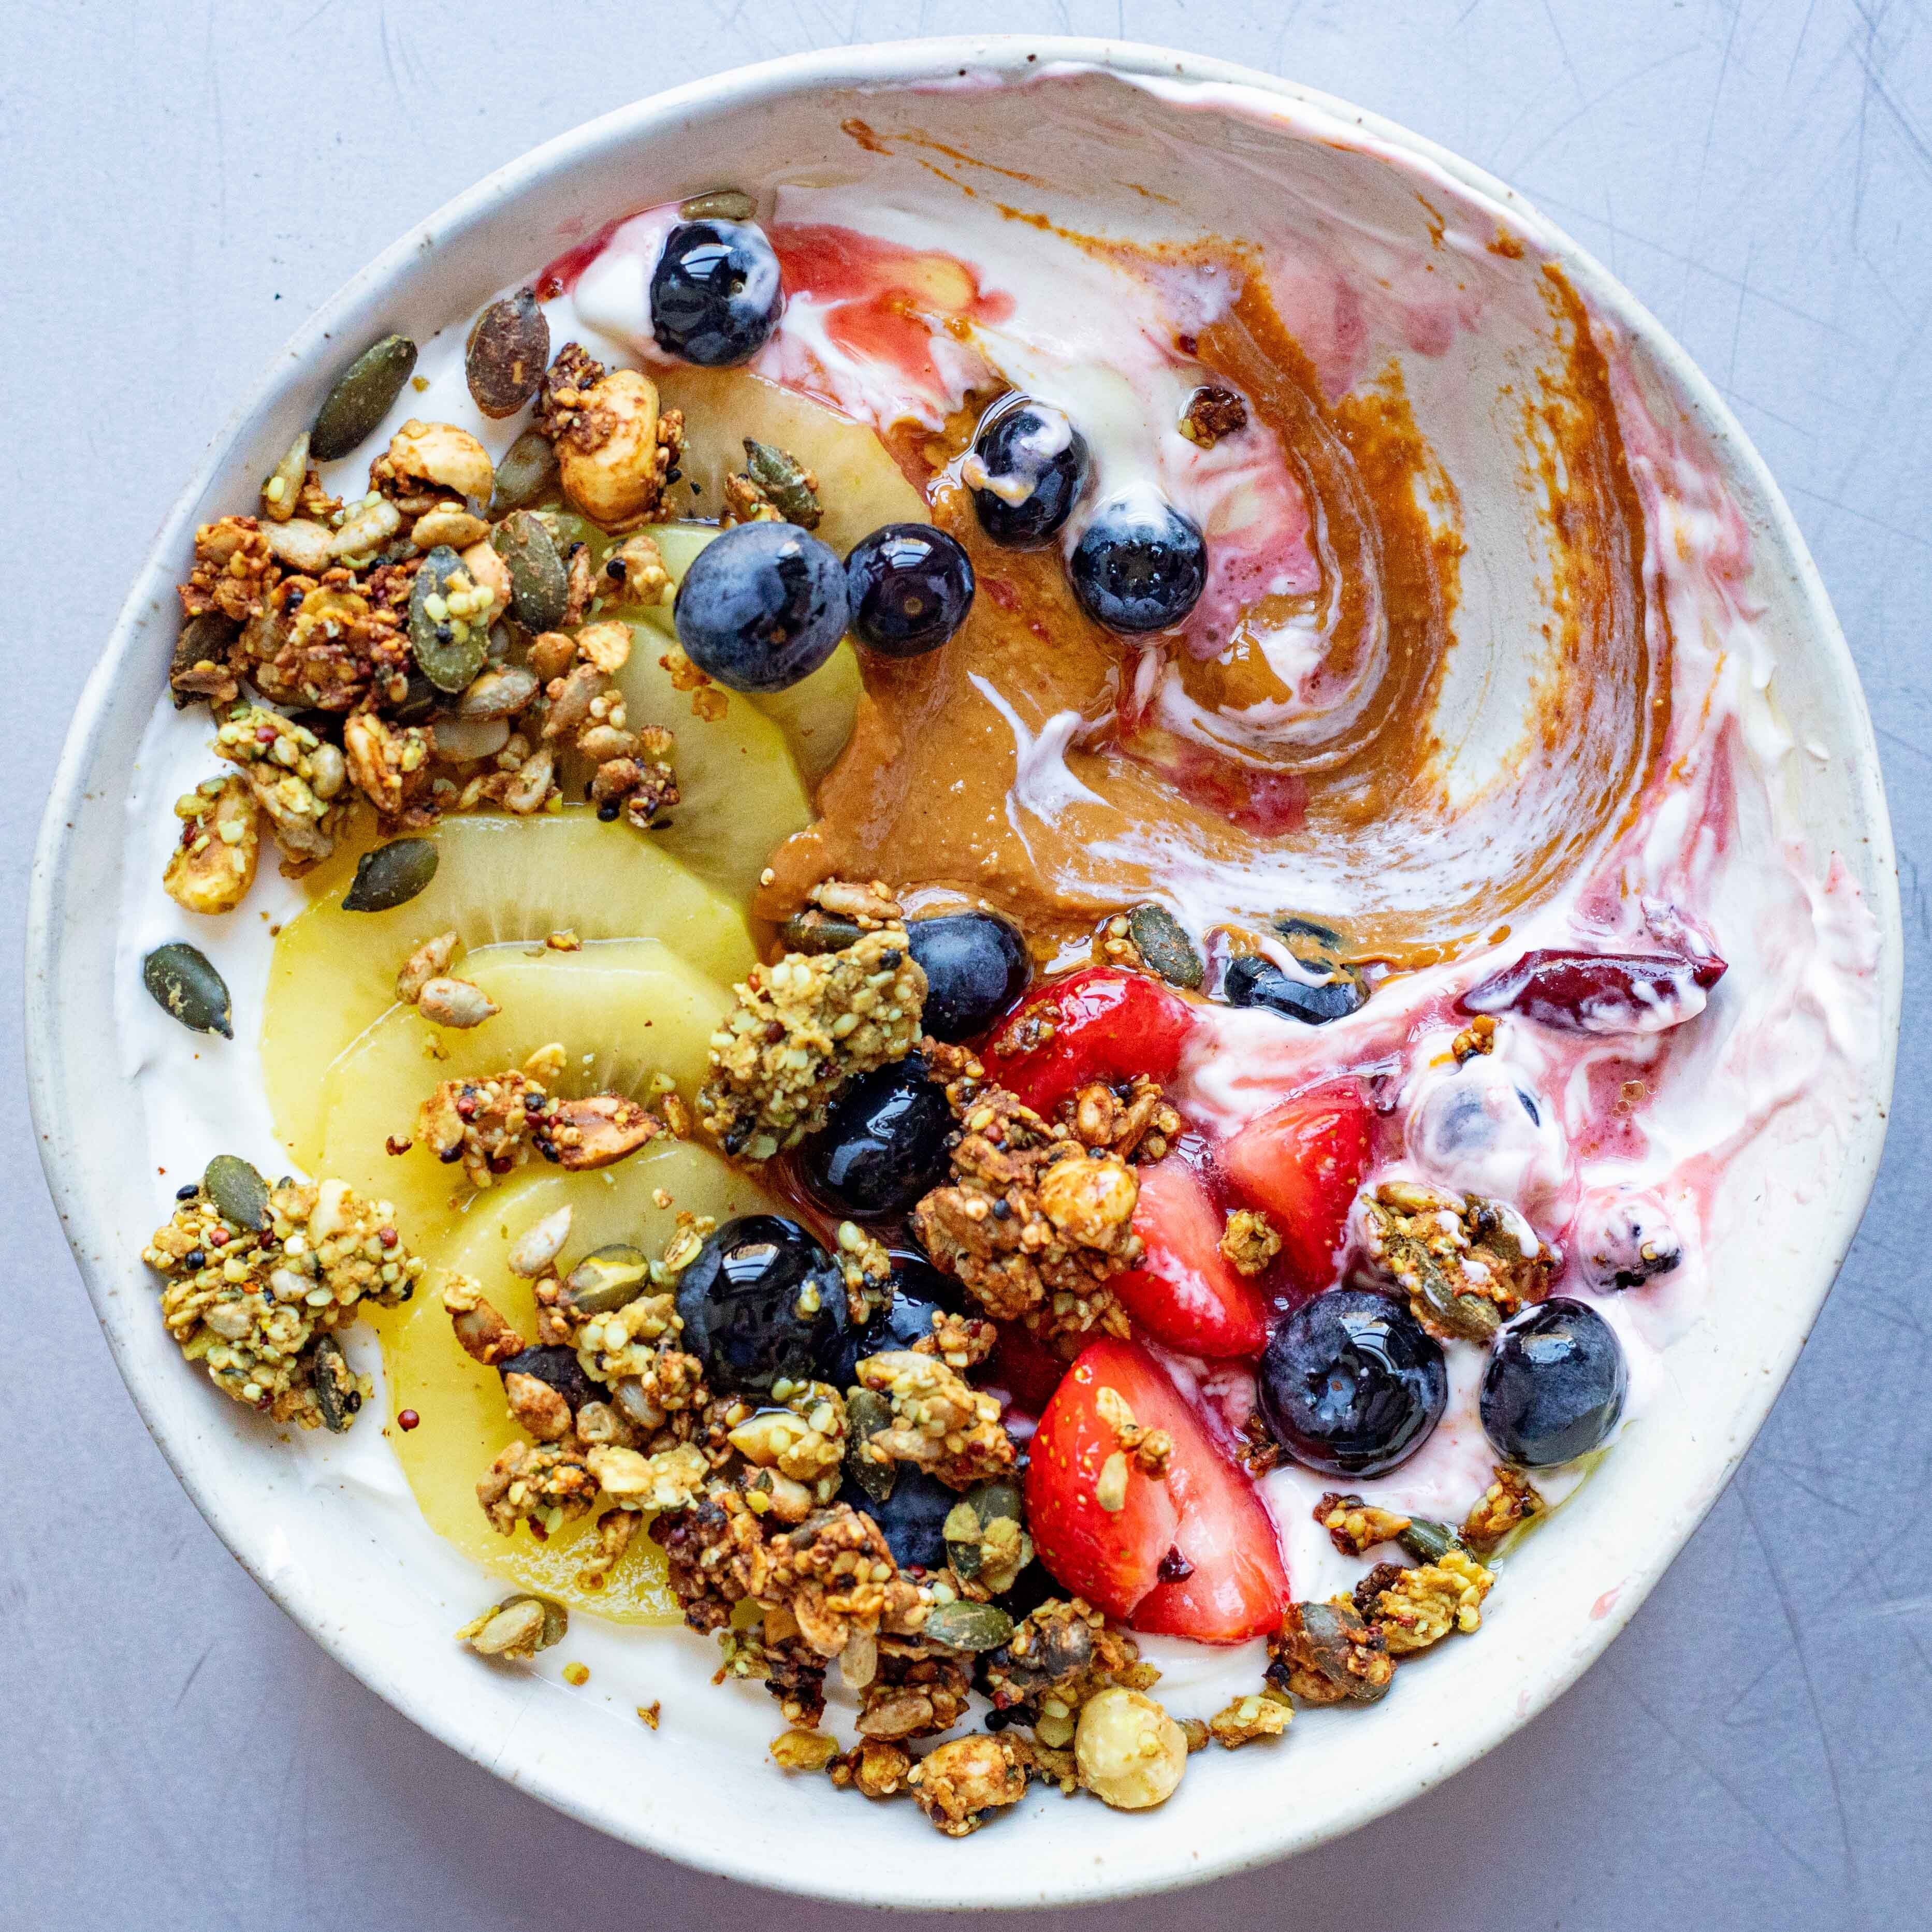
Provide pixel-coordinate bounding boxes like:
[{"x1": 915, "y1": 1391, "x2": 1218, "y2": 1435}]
[
  {"x1": 911, "y1": 1076, "x2": 1142, "y2": 1349},
  {"x1": 906, "y1": 1733, "x2": 1031, "y2": 1837},
  {"x1": 1370, "y1": 1549, "x2": 1496, "y2": 1654},
  {"x1": 853, "y1": 1350, "x2": 1016, "y2": 1489},
  {"x1": 696, "y1": 927, "x2": 927, "y2": 1158},
  {"x1": 414, "y1": 1057, "x2": 664, "y2": 1188},
  {"x1": 142, "y1": 1172, "x2": 423, "y2": 1426},
  {"x1": 1313, "y1": 1491, "x2": 1413, "y2": 1558},
  {"x1": 1267, "y1": 1599, "x2": 1394, "y2": 1706},
  {"x1": 1360, "y1": 1180, "x2": 1556, "y2": 1343},
  {"x1": 1462, "y1": 1464, "x2": 1545, "y2": 1551}
]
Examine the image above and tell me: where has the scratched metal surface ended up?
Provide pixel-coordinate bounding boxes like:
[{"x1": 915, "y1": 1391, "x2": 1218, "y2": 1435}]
[{"x1": 4, "y1": 4, "x2": 1926, "y2": 1927}]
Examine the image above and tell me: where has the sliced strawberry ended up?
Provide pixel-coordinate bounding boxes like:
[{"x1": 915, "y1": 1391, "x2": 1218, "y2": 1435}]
[
  {"x1": 1025, "y1": 1340, "x2": 1181, "y2": 1619},
  {"x1": 1027, "y1": 1337, "x2": 1288, "y2": 1639},
  {"x1": 1110, "y1": 1352, "x2": 1290, "y2": 1644},
  {"x1": 1112, "y1": 1156, "x2": 1269, "y2": 1359},
  {"x1": 987, "y1": 1320, "x2": 1070, "y2": 1417},
  {"x1": 988, "y1": 967, "x2": 1198, "y2": 1118},
  {"x1": 1222, "y1": 1082, "x2": 1372, "y2": 1298}
]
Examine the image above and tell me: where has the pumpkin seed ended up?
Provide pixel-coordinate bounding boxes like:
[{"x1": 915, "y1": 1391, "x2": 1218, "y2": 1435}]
[
  {"x1": 1274, "y1": 915, "x2": 1345, "y2": 962},
  {"x1": 410, "y1": 545, "x2": 489, "y2": 692},
  {"x1": 679, "y1": 188, "x2": 756, "y2": 222},
  {"x1": 924, "y1": 1601, "x2": 1014, "y2": 1652},
  {"x1": 169, "y1": 613, "x2": 237, "y2": 709},
  {"x1": 310, "y1": 334, "x2": 417, "y2": 462},
  {"x1": 845, "y1": 1389, "x2": 896, "y2": 1503},
  {"x1": 1127, "y1": 905, "x2": 1203, "y2": 989},
  {"x1": 488, "y1": 429, "x2": 559, "y2": 517},
  {"x1": 260, "y1": 431, "x2": 310, "y2": 522},
  {"x1": 492, "y1": 511, "x2": 569, "y2": 630},
  {"x1": 392, "y1": 672, "x2": 439, "y2": 727},
  {"x1": 779, "y1": 910, "x2": 867, "y2": 955},
  {"x1": 563, "y1": 1243, "x2": 651, "y2": 1315},
  {"x1": 1397, "y1": 1518, "x2": 1463, "y2": 1564},
  {"x1": 534, "y1": 507, "x2": 596, "y2": 556},
  {"x1": 742, "y1": 439, "x2": 821, "y2": 529},
  {"x1": 142, "y1": 941, "x2": 233, "y2": 1038},
  {"x1": 465, "y1": 288, "x2": 549, "y2": 418},
  {"x1": 203, "y1": 1154, "x2": 271, "y2": 1231},
  {"x1": 309, "y1": 1333, "x2": 358, "y2": 1433},
  {"x1": 343, "y1": 838, "x2": 440, "y2": 912}
]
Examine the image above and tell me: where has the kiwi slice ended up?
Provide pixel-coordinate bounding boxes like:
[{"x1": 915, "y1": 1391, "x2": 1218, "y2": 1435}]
[
  {"x1": 314, "y1": 938, "x2": 731, "y2": 1252},
  {"x1": 375, "y1": 1140, "x2": 780, "y2": 1622},
  {"x1": 262, "y1": 809, "x2": 755, "y2": 1170}
]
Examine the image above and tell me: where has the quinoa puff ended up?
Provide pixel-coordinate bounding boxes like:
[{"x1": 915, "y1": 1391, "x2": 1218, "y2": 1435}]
[{"x1": 142, "y1": 1171, "x2": 424, "y2": 1430}]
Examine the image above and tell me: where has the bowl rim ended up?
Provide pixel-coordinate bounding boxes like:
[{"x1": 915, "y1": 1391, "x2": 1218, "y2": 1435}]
[{"x1": 28, "y1": 32, "x2": 1902, "y2": 1908}]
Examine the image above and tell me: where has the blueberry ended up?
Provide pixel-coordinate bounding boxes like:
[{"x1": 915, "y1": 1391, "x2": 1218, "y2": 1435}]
[
  {"x1": 827, "y1": 1256, "x2": 963, "y2": 1390},
  {"x1": 1258, "y1": 1289, "x2": 1447, "y2": 1477},
  {"x1": 1479, "y1": 1298, "x2": 1628, "y2": 1467},
  {"x1": 967, "y1": 396, "x2": 1090, "y2": 547},
  {"x1": 650, "y1": 219, "x2": 784, "y2": 366},
  {"x1": 839, "y1": 1468, "x2": 958, "y2": 1571},
  {"x1": 497, "y1": 1345, "x2": 598, "y2": 1415},
  {"x1": 673, "y1": 521, "x2": 849, "y2": 692},
  {"x1": 674, "y1": 1215, "x2": 849, "y2": 1396},
  {"x1": 1222, "y1": 954, "x2": 1367, "y2": 1025},
  {"x1": 908, "y1": 911, "x2": 1031, "y2": 1041},
  {"x1": 845, "y1": 524, "x2": 976, "y2": 657},
  {"x1": 803, "y1": 1054, "x2": 954, "y2": 1220},
  {"x1": 1068, "y1": 488, "x2": 1208, "y2": 633}
]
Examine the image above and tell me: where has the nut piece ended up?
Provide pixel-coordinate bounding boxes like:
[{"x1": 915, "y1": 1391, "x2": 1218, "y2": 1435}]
[
  {"x1": 164, "y1": 775, "x2": 262, "y2": 914},
  {"x1": 907, "y1": 1733, "x2": 1031, "y2": 1837},
  {"x1": 1207, "y1": 1692, "x2": 1290, "y2": 1749},
  {"x1": 1073, "y1": 1686, "x2": 1188, "y2": 1810},
  {"x1": 375, "y1": 419, "x2": 495, "y2": 505},
  {"x1": 770, "y1": 1728, "x2": 840, "y2": 1774},
  {"x1": 555, "y1": 368, "x2": 674, "y2": 526}
]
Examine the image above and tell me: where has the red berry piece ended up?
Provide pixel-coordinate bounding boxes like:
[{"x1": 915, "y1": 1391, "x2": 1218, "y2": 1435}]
[
  {"x1": 1221, "y1": 1082, "x2": 1372, "y2": 1299},
  {"x1": 1112, "y1": 1156, "x2": 1268, "y2": 1358},
  {"x1": 991, "y1": 967, "x2": 1198, "y2": 1118}
]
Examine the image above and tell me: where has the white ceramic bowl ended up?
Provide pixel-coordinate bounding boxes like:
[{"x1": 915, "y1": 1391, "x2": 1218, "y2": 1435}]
[{"x1": 30, "y1": 36, "x2": 1900, "y2": 1909}]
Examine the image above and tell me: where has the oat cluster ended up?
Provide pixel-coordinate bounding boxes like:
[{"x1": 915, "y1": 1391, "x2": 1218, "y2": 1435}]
[
  {"x1": 909, "y1": 1055, "x2": 1143, "y2": 1350},
  {"x1": 142, "y1": 1173, "x2": 423, "y2": 1426},
  {"x1": 163, "y1": 336, "x2": 701, "y2": 916},
  {"x1": 1361, "y1": 1178, "x2": 1556, "y2": 1342},
  {"x1": 696, "y1": 926, "x2": 927, "y2": 1159}
]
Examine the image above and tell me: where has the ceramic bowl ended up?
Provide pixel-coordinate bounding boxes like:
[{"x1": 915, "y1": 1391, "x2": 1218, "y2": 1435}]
[{"x1": 28, "y1": 35, "x2": 1900, "y2": 1909}]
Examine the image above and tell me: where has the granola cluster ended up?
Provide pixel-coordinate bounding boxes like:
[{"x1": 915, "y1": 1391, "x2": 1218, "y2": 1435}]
[
  {"x1": 910, "y1": 1054, "x2": 1143, "y2": 1349},
  {"x1": 853, "y1": 1351, "x2": 1016, "y2": 1489},
  {"x1": 162, "y1": 335, "x2": 705, "y2": 912},
  {"x1": 696, "y1": 926, "x2": 927, "y2": 1158},
  {"x1": 414, "y1": 1051, "x2": 664, "y2": 1189},
  {"x1": 1360, "y1": 1179, "x2": 1556, "y2": 1343},
  {"x1": 142, "y1": 1172, "x2": 423, "y2": 1427}
]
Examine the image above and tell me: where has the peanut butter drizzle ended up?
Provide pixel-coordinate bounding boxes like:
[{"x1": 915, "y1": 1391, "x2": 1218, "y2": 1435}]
[{"x1": 758, "y1": 263, "x2": 1667, "y2": 974}]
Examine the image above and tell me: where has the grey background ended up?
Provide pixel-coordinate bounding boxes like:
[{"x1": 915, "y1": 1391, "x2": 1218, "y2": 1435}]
[{"x1": 5, "y1": 2, "x2": 1927, "y2": 1927}]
